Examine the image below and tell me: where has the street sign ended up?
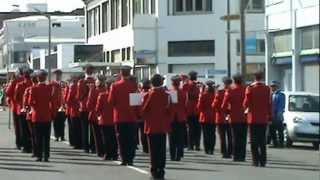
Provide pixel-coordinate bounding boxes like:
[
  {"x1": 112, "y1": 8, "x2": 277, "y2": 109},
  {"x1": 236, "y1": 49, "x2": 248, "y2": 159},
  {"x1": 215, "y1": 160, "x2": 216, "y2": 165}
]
[
  {"x1": 207, "y1": 69, "x2": 227, "y2": 75},
  {"x1": 220, "y1": 14, "x2": 240, "y2": 21}
]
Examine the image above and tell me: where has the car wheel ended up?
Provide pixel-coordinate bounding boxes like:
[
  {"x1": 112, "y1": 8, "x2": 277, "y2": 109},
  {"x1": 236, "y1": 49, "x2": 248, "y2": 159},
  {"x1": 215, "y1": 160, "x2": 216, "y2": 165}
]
[
  {"x1": 312, "y1": 142, "x2": 319, "y2": 150},
  {"x1": 284, "y1": 127, "x2": 293, "y2": 148}
]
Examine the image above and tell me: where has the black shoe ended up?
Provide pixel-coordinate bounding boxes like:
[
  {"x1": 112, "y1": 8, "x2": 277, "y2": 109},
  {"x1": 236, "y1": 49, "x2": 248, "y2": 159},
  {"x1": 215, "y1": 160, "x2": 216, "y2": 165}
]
[
  {"x1": 120, "y1": 162, "x2": 127, "y2": 166},
  {"x1": 55, "y1": 138, "x2": 59, "y2": 142},
  {"x1": 195, "y1": 147, "x2": 201, "y2": 151},
  {"x1": 35, "y1": 158, "x2": 42, "y2": 162},
  {"x1": 61, "y1": 137, "x2": 65, "y2": 141},
  {"x1": 44, "y1": 158, "x2": 49, "y2": 162},
  {"x1": 127, "y1": 161, "x2": 134, "y2": 166},
  {"x1": 112, "y1": 156, "x2": 119, "y2": 161},
  {"x1": 252, "y1": 162, "x2": 259, "y2": 167}
]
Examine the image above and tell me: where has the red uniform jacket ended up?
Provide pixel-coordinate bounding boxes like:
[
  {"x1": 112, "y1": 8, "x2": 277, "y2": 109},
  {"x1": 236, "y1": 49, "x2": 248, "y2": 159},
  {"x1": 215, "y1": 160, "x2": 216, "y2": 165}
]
[
  {"x1": 87, "y1": 86, "x2": 106, "y2": 123},
  {"x1": 185, "y1": 81, "x2": 200, "y2": 116},
  {"x1": 243, "y1": 81, "x2": 272, "y2": 125},
  {"x1": 96, "y1": 91, "x2": 114, "y2": 126},
  {"x1": 221, "y1": 84, "x2": 246, "y2": 124},
  {"x1": 29, "y1": 83, "x2": 53, "y2": 123},
  {"x1": 14, "y1": 78, "x2": 33, "y2": 115},
  {"x1": 141, "y1": 88, "x2": 172, "y2": 134},
  {"x1": 212, "y1": 89, "x2": 227, "y2": 124},
  {"x1": 50, "y1": 81, "x2": 63, "y2": 117},
  {"x1": 198, "y1": 91, "x2": 215, "y2": 124},
  {"x1": 23, "y1": 86, "x2": 33, "y2": 121},
  {"x1": 67, "y1": 83, "x2": 80, "y2": 118},
  {"x1": 108, "y1": 78, "x2": 138, "y2": 123},
  {"x1": 64, "y1": 85, "x2": 70, "y2": 116},
  {"x1": 76, "y1": 77, "x2": 95, "y2": 112},
  {"x1": 170, "y1": 87, "x2": 187, "y2": 123},
  {"x1": 6, "y1": 78, "x2": 23, "y2": 114}
]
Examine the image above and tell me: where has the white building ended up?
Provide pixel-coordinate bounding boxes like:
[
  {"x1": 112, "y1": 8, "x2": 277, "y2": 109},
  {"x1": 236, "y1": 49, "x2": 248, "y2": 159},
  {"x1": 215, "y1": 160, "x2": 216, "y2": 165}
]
[
  {"x1": 0, "y1": 15, "x2": 85, "y2": 71},
  {"x1": 265, "y1": 0, "x2": 319, "y2": 93},
  {"x1": 83, "y1": 0, "x2": 265, "y2": 82}
]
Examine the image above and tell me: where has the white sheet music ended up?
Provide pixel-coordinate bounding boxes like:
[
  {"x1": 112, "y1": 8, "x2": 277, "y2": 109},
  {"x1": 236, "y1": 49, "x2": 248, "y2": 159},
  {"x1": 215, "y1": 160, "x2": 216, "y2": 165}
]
[{"x1": 129, "y1": 93, "x2": 143, "y2": 106}]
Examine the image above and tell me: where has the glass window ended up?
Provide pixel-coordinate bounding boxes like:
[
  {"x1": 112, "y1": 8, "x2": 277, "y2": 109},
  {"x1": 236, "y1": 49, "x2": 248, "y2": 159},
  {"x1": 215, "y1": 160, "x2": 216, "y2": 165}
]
[
  {"x1": 111, "y1": 49, "x2": 121, "y2": 62},
  {"x1": 122, "y1": 0, "x2": 128, "y2": 26},
  {"x1": 186, "y1": 0, "x2": 193, "y2": 11},
  {"x1": 247, "y1": 0, "x2": 264, "y2": 12},
  {"x1": 127, "y1": 47, "x2": 131, "y2": 60},
  {"x1": 168, "y1": 40, "x2": 215, "y2": 57},
  {"x1": 111, "y1": 0, "x2": 118, "y2": 29},
  {"x1": 151, "y1": 0, "x2": 156, "y2": 14},
  {"x1": 289, "y1": 95, "x2": 319, "y2": 112},
  {"x1": 302, "y1": 25, "x2": 320, "y2": 50},
  {"x1": 195, "y1": 0, "x2": 203, "y2": 11},
  {"x1": 175, "y1": 0, "x2": 183, "y2": 12},
  {"x1": 206, "y1": 0, "x2": 212, "y2": 11},
  {"x1": 134, "y1": 0, "x2": 142, "y2": 15},
  {"x1": 122, "y1": 48, "x2": 126, "y2": 61},
  {"x1": 172, "y1": 0, "x2": 212, "y2": 15},
  {"x1": 143, "y1": 0, "x2": 149, "y2": 14},
  {"x1": 273, "y1": 31, "x2": 292, "y2": 53},
  {"x1": 102, "y1": 1, "x2": 109, "y2": 33},
  {"x1": 236, "y1": 39, "x2": 265, "y2": 55}
]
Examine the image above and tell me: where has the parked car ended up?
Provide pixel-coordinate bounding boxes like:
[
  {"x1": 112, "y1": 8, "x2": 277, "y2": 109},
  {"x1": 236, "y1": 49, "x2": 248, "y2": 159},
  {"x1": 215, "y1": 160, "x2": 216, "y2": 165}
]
[{"x1": 283, "y1": 92, "x2": 320, "y2": 150}]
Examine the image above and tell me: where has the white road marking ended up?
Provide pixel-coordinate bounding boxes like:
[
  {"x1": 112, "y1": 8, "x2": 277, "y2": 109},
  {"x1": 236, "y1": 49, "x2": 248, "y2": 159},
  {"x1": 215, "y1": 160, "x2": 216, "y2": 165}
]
[{"x1": 50, "y1": 136, "x2": 149, "y2": 175}]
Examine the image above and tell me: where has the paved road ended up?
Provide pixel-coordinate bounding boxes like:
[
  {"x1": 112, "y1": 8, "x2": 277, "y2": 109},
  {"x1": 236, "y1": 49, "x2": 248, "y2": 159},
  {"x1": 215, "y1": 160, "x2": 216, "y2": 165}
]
[{"x1": 0, "y1": 111, "x2": 319, "y2": 180}]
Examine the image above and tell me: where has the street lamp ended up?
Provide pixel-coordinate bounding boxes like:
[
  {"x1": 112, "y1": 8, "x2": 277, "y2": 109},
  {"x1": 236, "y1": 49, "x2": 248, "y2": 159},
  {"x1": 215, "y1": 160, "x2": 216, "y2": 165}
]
[{"x1": 32, "y1": 8, "x2": 52, "y2": 81}]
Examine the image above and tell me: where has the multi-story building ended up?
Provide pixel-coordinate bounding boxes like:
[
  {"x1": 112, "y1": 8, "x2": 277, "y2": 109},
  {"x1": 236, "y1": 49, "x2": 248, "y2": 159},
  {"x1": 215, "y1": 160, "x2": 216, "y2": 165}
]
[
  {"x1": 265, "y1": 0, "x2": 319, "y2": 93},
  {"x1": 83, "y1": 0, "x2": 265, "y2": 82},
  {"x1": 0, "y1": 8, "x2": 85, "y2": 71}
]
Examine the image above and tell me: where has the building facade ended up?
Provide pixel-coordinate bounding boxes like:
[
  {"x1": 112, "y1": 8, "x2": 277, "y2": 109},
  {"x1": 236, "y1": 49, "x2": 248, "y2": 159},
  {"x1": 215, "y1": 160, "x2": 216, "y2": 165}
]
[
  {"x1": 0, "y1": 14, "x2": 85, "y2": 71},
  {"x1": 266, "y1": 0, "x2": 319, "y2": 93},
  {"x1": 83, "y1": 0, "x2": 265, "y2": 82}
]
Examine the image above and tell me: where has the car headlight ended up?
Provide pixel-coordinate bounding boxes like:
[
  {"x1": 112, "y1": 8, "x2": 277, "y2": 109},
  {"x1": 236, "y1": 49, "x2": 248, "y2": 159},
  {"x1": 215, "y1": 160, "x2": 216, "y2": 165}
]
[{"x1": 293, "y1": 117, "x2": 304, "y2": 123}]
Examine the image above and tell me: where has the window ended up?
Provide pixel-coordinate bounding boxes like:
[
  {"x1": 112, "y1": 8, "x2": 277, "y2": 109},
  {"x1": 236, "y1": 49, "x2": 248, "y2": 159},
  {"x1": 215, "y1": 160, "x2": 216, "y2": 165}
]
[
  {"x1": 172, "y1": 0, "x2": 213, "y2": 15},
  {"x1": 94, "y1": 6, "x2": 100, "y2": 35},
  {"x1": 273, "y1": 31, "x2": 292, "y2": 53},
  {"x1": 236, "y1": 39, "x2": 265, "y2": 55},
  {"x1": 126, "y1": 47, "x2": 131, "y2": 60},
  {"x1": 52, "y1": 23, "x2": 61, "y2": 28},
  {"x1": 247, "y1": 0, "x2": 264, "y2": 12},
  {"x1": 151, "y1": 0, "x2": 156, "y2": 14},
  {"x1": 301, "y1": 25, "x2": 319, "y2": 50},
  {"x1": 102, "y1": 1, "x2": 109, "y2": 32},
  {"x1": 143, "y1": 0, "x2": 149, "y2": 14},
  {"x1": 87, "y1": 10, "x2": 94, "y2": 37},
  {"x1": 134, "y1": 0, "x2": 142, "y2": 15},
  {"x1": 87, "y1": 6, "x2": 100, "y2": 37},
  {"x1": 122, "y1": 0, "x2": 129, "y2": 26},
  {"x1": 122, "y1": 48, "x2": 126, "y2": 61},
  {"x1": 168, "y1": 40, "x2": 215, "y2": 57},
  {"x1": 111, "y1": 0, "x2": 119, "y2": 29},
  {"x1": 111, "y1": 49, "x2": 121, "y2": 62},
  {"x1": 289, "y1": 95, "x2": 319, "y2": 112}
]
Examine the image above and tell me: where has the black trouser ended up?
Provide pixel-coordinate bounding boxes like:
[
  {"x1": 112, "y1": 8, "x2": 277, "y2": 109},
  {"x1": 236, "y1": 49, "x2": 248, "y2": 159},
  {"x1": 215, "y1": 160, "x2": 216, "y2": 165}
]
[
  {"x1": 53, "y1": 111, "x2": 66, "y2": 140},
  {"x1": 148, "y1": 134, "x2": 166, "y2": 179},
  {"x1": 19, "y1": 114, "x2": 31, "y2": 151},
  {"x1": 71, "y1": 117, "x2": 82, "y2": 149},
  {"x1": 218, "y1": 124, "x2": 232, "y2": 158},
  {"x1": 91, "y1": 122, "x2": 102, "y2": 156},
  {"x1": 138, "y1": 122, "x2": 148, "y2": 153},
  {"x1": 13, "y1": 112, "x2": 22, "y2": 149},
  {"x1": 270, "y1": 120, "x2": 284, "y2": 147},
  {"x1": 80, "y1": 111, "x2": 89, "y2": 151},
  {"x1": 201, "y1": 123, "x2": 216, "y2": 154},
  {"x1": 67, "y1": 115, "x2": 74, "y2": 146},
  {"x1": 115, "y1": 122, "x2": 137, "y2": 164},
  {"x1": 187, "y1": 115, "x2": 201, "y2": 150},
  {"x1": 34, "y1": 122, "x2": 51, "y2": 160},
  {"x1": 249, "y1": 124, "x2": 267, "y2": 166},
  {"x1": 101, "y1": 125, "x2": 118, "y2": 159},
  {"x1": 169, "y1": 121, "x2": 185, "y2": 161},
  {"x1": 27, "y1": 120, "x2": 36, "y2": 156},
  {"x1": 231, "y1": 123, "x2": 247, "y2": 161}
]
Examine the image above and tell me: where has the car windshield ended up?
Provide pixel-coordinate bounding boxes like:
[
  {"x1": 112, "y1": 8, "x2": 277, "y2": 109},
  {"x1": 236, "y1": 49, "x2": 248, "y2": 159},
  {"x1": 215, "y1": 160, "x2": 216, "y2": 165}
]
[{"x1": 288, "y1": 95, "x2": 320, "y2": 112}]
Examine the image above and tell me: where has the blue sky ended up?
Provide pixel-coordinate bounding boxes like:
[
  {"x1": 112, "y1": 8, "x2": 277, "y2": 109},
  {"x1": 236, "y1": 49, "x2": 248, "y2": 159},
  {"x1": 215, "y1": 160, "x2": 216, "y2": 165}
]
[{"x1": 0, "y1": 0, "x2": 84, "y2": 12}]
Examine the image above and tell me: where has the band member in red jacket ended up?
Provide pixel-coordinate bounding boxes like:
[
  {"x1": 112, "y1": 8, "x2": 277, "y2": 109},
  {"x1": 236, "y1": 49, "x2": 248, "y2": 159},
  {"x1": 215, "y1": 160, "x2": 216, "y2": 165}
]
[
  {"x1": 64, "y1": 79, "x2": 73, "y2": 146},
  {"x1": 184, "y1": 71, "x2": 201, "y2": 151},
  {"x1": 6, "y1": 68, "x2": 24, "y2": 150},
  {"x1": 212, "y1": 77, "x2": 233, "y2": 158},
  {"x1": 243, "y1": 71, "x2": 272, "y2": 167},
  {"x1": 23, "y1": 72, "x2": 38, "y2": 157},
  {"x1": 14, "y1": 68, "x2": 33, "y2": 153},
  {"x1": 169, "y1": 75, "x2": 187, "y2": 161},
  {"x1": 138, "y1": 79, "x2": 151, "y2": 153},
  {"x1": 141, "y1": 74, "x2": 172, "y2": 180},
  {"x1": 198, "y1": 80, "x2": 216, "y2": 155},
  {"x1": 87, "y1": 75, "x2": 107, "y2": 157},
  {"x1": 222, "y1": 74, "x2": 247, "y2": 161},
  {"x1": 108, "y1": 66, "x2": 138, "y2": 166},
  {"x1": 96, "y1": 78, "x2": 118, "y2": 160},
  {"x1": 66, "y1": 74, "x2": 82, "y2": 149},
  {"x1": 50, "y1": 69, "x2": 66, "y2": 142},
  {"x1": 29, "y1": 70, "x2": 53, "y2": 162},
  {"x1": 77, "y1": 65, "x2": 96, "y2": 153}
]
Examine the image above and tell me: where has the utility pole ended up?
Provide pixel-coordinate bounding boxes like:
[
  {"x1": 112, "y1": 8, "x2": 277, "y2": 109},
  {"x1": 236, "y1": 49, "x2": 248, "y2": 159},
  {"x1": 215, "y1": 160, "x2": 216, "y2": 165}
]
[
  {"x1": 226, "y1": 0, "x2": 231, "y2": 77},
  {"x1": 48, "y1": 15, "x2": 52, "y2": 81},
  {"x1": 240, "y1": 0, "x2": 247, "y2": 76}
]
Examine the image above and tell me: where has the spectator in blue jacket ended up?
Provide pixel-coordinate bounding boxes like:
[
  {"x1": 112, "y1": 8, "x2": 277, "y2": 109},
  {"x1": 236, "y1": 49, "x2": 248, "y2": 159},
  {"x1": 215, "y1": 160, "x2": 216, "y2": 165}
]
[{"x1": 270, "y1": 81, "x2": 286, "y2": 148}]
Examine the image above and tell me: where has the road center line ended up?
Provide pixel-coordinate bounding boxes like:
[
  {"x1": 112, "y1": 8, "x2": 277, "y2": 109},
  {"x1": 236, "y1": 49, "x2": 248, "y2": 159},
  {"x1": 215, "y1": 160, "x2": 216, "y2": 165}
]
[{"x1": 50, "y1": 136, "x2": 149, "y2": 175}]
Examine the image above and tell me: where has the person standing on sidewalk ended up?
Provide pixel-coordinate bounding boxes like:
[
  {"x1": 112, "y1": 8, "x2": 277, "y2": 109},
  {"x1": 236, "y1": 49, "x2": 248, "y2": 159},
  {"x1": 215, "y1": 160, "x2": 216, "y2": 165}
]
[{"x1": 243, "y1": 71, "x2": 272, "y2": 167}]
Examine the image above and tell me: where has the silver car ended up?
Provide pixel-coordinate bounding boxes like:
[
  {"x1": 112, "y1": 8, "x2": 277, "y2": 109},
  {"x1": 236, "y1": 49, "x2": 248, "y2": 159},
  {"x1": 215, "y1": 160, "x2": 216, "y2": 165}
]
[{"x1": 283, "y1": 92, "x2": 320, "y2": 150}]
